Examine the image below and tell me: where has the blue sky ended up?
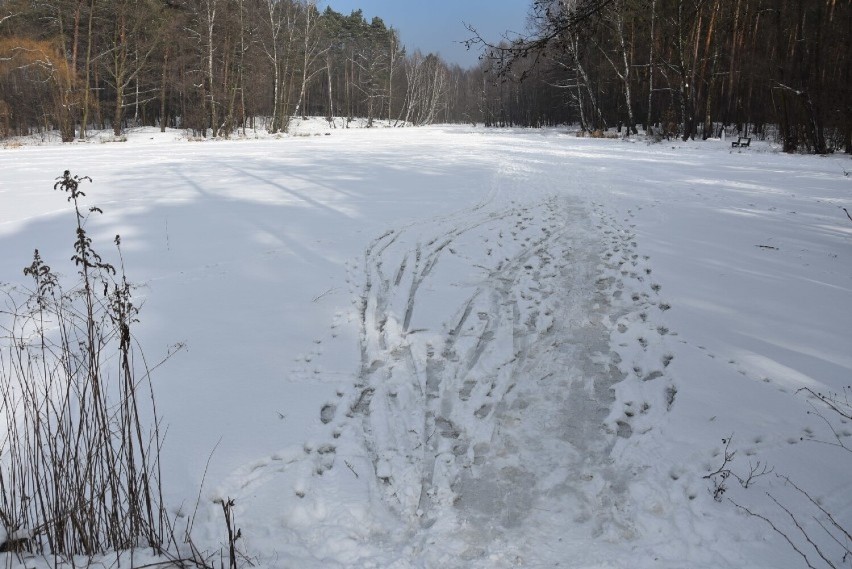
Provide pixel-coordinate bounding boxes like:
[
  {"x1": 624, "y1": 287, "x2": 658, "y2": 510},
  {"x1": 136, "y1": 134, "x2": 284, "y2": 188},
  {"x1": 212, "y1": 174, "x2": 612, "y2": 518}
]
[{"x1": 322, "y1": 0, "x2": 531, "y2": 68}]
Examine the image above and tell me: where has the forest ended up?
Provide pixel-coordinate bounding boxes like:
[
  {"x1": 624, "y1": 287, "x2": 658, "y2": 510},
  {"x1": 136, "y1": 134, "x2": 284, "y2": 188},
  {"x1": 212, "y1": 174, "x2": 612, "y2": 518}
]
[{"x1": 0, "y1": 0, "x2": 849, "y2": 154}]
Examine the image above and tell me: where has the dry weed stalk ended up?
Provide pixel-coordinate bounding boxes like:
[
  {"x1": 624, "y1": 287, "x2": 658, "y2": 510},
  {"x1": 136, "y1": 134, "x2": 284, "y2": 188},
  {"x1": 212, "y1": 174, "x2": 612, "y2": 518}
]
[{"x1": 0, "y1": 171, "x2": 168, "y2": 557}]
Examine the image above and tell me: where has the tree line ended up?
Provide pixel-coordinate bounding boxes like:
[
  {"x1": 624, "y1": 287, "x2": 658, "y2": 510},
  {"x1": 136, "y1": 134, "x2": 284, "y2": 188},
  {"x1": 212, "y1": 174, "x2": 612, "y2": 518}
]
[
  {"x1": 1, "y1": 0, "x2": 849, "y2": 154},
  {"x1": 467, "y1": 0, "x2": 851, "y2": 153},
  {"x1": 0, "y1": 0, "x2": 453, "y2": 140}
]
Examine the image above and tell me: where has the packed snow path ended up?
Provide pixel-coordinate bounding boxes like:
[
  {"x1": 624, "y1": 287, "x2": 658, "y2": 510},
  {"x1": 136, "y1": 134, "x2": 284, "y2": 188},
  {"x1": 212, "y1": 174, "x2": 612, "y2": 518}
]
[
  {"x1": 226, "y1": 145, "x2": 681, "y2": 567},
  {"x1": 342, "y1": 175, "x2": 647, "y2": 560},
  {"x1": 1, "y1": 126, "x2": 850, "y2": 568}
]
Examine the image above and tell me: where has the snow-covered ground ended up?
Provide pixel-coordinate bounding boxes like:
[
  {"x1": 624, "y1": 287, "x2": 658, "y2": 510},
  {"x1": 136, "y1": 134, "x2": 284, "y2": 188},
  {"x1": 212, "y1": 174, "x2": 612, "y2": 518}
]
[
  {"x1": 0, "y1": 116, "x2": 401, "y2": 147},
  {"x1": 0, "y1": 126, "x2": 850, "y2": 568}
]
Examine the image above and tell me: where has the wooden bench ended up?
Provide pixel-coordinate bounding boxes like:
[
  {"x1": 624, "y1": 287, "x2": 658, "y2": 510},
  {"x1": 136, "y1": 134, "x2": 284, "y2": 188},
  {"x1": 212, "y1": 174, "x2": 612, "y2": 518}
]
[{"x1": 731, "y1": 136, "x2": 751, "y2": 148}]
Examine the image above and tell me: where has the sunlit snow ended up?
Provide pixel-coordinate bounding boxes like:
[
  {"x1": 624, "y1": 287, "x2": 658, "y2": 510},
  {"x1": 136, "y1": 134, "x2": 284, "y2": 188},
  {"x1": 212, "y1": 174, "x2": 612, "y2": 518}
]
[{"x1": 1, "y1": 123, "x2": 850, "y2": 568}]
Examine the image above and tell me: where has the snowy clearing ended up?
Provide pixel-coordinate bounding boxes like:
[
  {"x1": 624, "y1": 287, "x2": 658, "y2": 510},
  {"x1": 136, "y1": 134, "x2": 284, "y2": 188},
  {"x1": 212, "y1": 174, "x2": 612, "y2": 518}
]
[{"x1": 1, "y1": 126, "x2": 850, "y2": 568}]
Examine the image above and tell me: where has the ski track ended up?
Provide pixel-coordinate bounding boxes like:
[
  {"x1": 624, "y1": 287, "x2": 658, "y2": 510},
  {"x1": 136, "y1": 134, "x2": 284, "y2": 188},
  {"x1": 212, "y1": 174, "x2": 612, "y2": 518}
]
[
  {"x1": 268, "y1": 156, "x2": 675, "y2": 566},
  {"x1": 208, "y1": 144, "x2": 683, "y2": 568}
]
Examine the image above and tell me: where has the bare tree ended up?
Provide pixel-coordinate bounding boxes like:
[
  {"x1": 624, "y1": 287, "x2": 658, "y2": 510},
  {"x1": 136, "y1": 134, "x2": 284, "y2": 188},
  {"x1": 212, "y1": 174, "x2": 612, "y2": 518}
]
[
  {"x1": 402, "y1": 51, "x2": 447, "y2": 125},
  {"x1": 594, "y1": 0, "x2": 637, "y2": 134},
  {"x1": 101, "y1": 0, "x2": 161, "y2": 136},
  {"x1": 292, "y1": 0, "x2": 327, "y2": 120},
  {"x1": 465, "y1": 0, "x2": 617, "y2": 77}
]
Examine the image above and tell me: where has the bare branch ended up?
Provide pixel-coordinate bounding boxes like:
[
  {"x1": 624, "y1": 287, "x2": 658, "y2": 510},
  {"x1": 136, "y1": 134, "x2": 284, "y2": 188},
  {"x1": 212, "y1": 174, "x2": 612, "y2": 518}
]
[
  {"x1": 777, "y1": 474, "x2": 852, "y2": 546},
  {"x1": 730, "y1": 499, "x2": 818, "y2": 569},
  {"x1": 797, "y1": 387, "x2": 852, "y2": 453},
  {"x1": 766, "y1": 492, "x2": 839, "y2": 569},
  {"x1": 0, "y1": 12, "x2": 19, "y2": 27},
  {"x1": 464, "y1": 0, "x2": 618, "y2": 76}
]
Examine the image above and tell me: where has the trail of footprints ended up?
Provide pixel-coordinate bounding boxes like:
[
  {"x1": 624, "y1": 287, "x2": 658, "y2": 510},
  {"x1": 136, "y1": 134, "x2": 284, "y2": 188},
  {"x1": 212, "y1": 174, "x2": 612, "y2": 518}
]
[
  {"x1": 245, "y1": 198, "x2": 708, "y2": 532},
  {"x1": 225, "y1": 183, "x2": 847, "y2": 556},
  {"x1": 273, "y1": 197, "x2": 682, "y2": 525},
  {"x1": 302, "y1": 196, "x2": 587, "y2": 523},
  {"x1": 267, "y1": 196, "x2": 835, "y2": 529},
  {"x1": 590, "y1": 204, "x2": 839, "y2": 490},
  {"x1": 589, "y1": 203, "x2": 678, "y2": 442}
]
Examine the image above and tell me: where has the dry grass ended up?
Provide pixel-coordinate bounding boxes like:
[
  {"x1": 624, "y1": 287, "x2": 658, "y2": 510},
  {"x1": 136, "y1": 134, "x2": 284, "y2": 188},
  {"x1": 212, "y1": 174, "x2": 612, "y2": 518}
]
[{"x1": 0, "y1": 172, "x2": 169, "y2": 557}]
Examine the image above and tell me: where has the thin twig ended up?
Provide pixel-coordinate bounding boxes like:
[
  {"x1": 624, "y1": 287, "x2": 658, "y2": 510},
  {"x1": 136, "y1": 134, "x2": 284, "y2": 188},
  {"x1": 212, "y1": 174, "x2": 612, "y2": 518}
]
[
  {"x1": 730, "y1": 499, "x2": 818, "y2": 569},
  {"x1": 766, "y1": 492, "x2": 838, "y2": 569},
  {"x1": 186, "y1": 438, "x2": 221, "y2": 540},
  {"x1": 311, "y1": 288, "x2": 337, "y2": 303}
]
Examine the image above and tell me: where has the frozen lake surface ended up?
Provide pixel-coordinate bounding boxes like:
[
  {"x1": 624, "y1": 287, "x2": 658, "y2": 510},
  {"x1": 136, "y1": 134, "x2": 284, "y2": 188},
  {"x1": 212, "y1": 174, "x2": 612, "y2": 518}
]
[{"x1": 1, "y1": 125, "x2": 850, "y2": 568}]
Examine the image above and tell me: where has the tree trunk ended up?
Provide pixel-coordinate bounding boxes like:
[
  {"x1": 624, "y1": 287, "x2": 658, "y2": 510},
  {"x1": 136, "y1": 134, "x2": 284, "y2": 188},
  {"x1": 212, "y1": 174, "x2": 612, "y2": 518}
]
[
  {"x1": 159, "y1": 49, "x2": 168, "y2": 132},
  {"x1": 846, "y1": 0, "x2": 852, "y2": 153},
  {"x1": 113, "y1": 80, "x2": 123, "y2": 136},
  {"x1": 614, "y1": 7, "x2": 637, "y2": 135},
  {"x1": 112, "y1": 16, "x2": 125, "y2": 137},
  {"x1": 326, "y1": 53, "x2": 334, "y2": 123},
  {"x1": 80, "y1": 0, "x2": 96, "y2": 139},
  {"x1": 205, "y1": 0, "x2": 217, "y2": 137},
  {"x1": 646, "y1": 0, "x2": 656, "y2": 132},
  {"x1": 802, "y1": 0, "x2": 826, "y2": 153}
]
